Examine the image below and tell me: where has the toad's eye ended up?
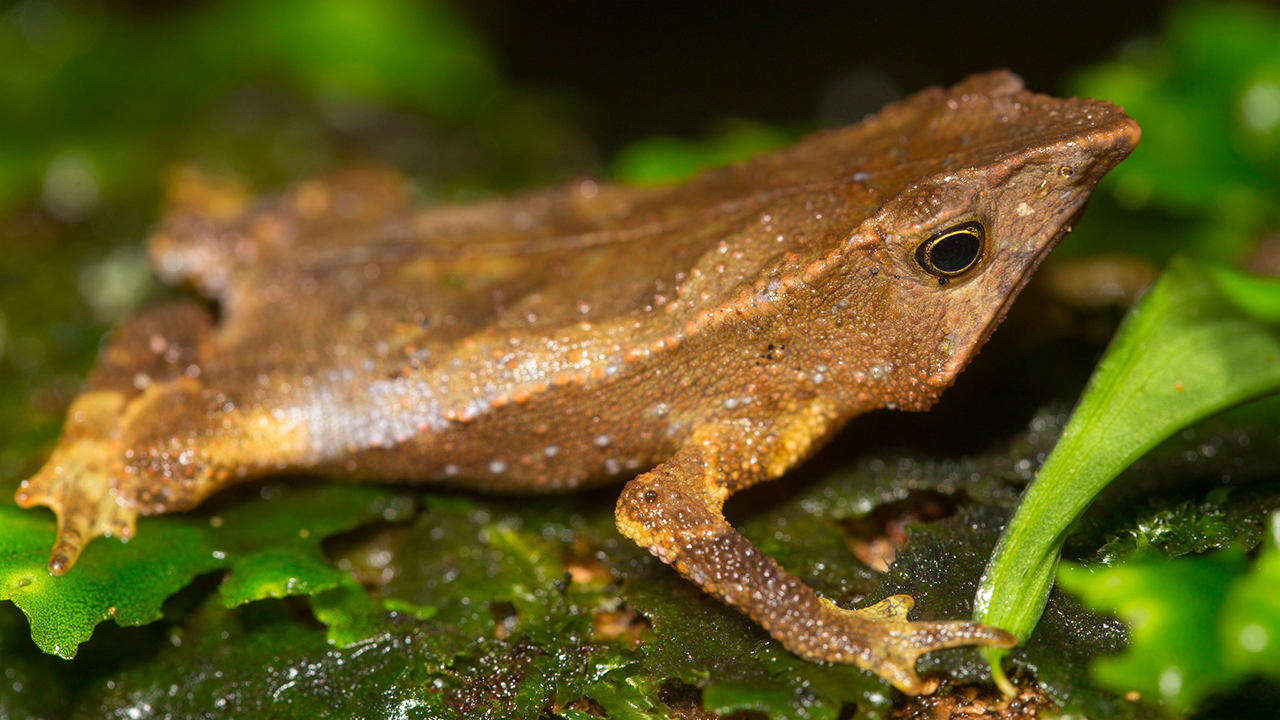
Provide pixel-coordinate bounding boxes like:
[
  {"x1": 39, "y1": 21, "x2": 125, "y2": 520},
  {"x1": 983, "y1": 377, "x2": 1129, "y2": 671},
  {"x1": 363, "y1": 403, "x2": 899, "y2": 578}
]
[{"x1": 914, "y1": 221, "x2": 985, "y2": 278}]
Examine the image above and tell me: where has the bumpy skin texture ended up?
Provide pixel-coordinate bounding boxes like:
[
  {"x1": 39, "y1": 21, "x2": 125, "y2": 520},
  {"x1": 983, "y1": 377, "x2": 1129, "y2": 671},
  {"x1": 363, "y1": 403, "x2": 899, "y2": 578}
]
[{"x1": 18, "y1": 71, "x2": 1138, "y2": 693}]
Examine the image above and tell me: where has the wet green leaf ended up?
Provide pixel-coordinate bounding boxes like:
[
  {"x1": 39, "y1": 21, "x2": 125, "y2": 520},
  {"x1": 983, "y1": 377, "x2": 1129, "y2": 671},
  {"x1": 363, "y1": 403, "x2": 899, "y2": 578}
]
[
  {"x1": 975, "y1": 258, "x2": 1280, "y2": 691},
  {"x1": 0, "y1": 503, "x2": 220, "y2": 658},
  {"x1": 308, "y1": 576, "x2": 390, "y2": 647},
  {"x1": 704, "y1": 681, "x2": 840, "y2": 720},
  {"x1": 0, "y1": 483, "x2": 408, "y2": 658},
  {"x1": 583, "y1": 662, "x2": 666, "y2": 720},
  {"x1": 214, "y1": 486, "x2": 414, "y2": 607}
]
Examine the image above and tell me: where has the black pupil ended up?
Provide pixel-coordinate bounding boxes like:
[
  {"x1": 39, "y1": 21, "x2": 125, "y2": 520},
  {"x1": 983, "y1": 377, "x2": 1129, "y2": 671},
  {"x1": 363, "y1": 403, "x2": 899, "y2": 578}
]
[{"x1": 925, "y1": 228, "x2": 982, "y2": 275}]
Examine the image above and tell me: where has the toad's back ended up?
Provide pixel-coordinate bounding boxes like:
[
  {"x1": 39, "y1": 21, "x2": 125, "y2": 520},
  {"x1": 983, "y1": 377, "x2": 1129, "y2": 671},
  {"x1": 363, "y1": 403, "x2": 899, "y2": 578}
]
[{"x1": 20, "y1": 70, "x2": 1139, "y2": 693}]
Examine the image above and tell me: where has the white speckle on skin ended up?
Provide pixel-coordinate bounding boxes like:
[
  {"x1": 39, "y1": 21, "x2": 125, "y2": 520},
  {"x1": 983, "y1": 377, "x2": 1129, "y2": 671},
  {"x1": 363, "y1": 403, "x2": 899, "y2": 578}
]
[
  {"x1": 1016, "y1": 201, "x2": 1034, "y2": 216},
  {"x1": 543, "y1": 445, "x2": 559, "y2": 457},
  {"x1": 489, "y1": 460, "x2": 507, "y2": 474},
  {"x1": 646, "y1": 403, "x2": 669, "y2": 418}
]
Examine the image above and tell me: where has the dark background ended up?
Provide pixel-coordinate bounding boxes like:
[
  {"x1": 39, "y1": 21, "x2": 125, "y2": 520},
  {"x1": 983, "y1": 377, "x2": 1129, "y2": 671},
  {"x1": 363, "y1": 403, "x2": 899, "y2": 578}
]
[{"x1": 465, "y1": 0, "x2": 1171, "y2": 154}]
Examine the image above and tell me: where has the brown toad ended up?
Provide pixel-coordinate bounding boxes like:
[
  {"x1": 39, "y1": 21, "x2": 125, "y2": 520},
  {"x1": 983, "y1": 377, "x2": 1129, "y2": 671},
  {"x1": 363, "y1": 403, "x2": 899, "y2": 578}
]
[{"x1": 18, "y1": 71, "x2": 1138, "y2": 692}]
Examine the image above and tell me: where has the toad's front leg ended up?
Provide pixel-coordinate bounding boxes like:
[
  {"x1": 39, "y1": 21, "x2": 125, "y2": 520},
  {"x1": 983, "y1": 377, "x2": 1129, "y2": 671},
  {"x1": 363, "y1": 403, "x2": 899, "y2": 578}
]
[{"x1": 614, "y1": 426, "x2": 1015, "y2": 694}]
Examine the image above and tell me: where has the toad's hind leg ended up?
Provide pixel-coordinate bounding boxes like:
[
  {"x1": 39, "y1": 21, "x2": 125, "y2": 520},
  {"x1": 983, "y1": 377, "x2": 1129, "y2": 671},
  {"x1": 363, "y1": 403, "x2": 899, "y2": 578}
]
[
  {"x1": 614, "y1": 429, "x2": 1015, "y2": 694},
  {"x1": 15, "y1": 392, "x2": 141, "y2": 575},
  {"x1": 17, "y1": 302, "x2": 311, "y2": 575},
  {"x1": 15, "y1": 303, "x2": 218, "y2": 574}
]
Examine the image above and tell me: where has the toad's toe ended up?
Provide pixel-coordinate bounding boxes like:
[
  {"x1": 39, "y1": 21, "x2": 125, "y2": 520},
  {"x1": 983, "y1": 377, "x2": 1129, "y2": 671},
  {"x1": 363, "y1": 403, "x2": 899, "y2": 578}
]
[{"x1": 16, "y1": 437, "x2": 138, "y2": 575}]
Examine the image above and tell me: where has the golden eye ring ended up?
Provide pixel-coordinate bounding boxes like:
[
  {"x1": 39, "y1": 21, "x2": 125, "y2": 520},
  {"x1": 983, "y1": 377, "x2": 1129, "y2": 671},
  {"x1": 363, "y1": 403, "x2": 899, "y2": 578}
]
[{"x1": 914, "y1": 221, "x2": 985, "y2": 280}]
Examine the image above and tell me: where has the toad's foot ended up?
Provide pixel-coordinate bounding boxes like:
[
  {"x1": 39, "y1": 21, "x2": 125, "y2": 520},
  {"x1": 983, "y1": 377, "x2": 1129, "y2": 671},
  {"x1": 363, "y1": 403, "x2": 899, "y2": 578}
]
[
  {"x1": 616, "y1": 436, "x2": 1015, "y2": 694},
  {"x1": 13, "y1": 301, "x2": 314, "y2": 575},
  {"x1": 811, "y1": 595, "x2": 1015, "y2": 693},
  {"x1": 16, "y1": 395, "x2": 139, "y2": 575}
]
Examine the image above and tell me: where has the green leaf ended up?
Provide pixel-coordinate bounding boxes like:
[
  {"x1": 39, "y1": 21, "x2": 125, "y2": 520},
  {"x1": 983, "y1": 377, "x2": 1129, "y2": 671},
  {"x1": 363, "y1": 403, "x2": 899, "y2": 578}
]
[
  {"x1": 310, "y1": 576, "x2": 395, "y2": 647},
  {"x1": 1058, "y1": 4, "x2": 1280, "y2": 266},
  {"x1": 0, "y1": 483, "x2": 409, "y2": 657},
  {"x1": 704, "y1": 681, "x2": 840, "y2": 720},
  {"x1": 214, "y1": 486, "x2": 414, "y2": 607},
  {"x1": 1209, "y1": 267, "x2": 1280, "y2": 323},
  {"x1": 1219, "y1": 511, "x2": 1280, "y2": 679},
  {"x1": 1057, "y1": 551, "x2": 1245, "y2": 711},
  {"x1": 1055, "y1": 511, "x2": 1280, "y2": 711},
  {"x1": 584, "y1": 663, "x2": 666, "y2": 720},
  {"x1": 0, "y1": 504, "x2": 221, "y2": 658},
  {"x1": 974, "y1": 257, "x2": 1280, "y2": 691}
]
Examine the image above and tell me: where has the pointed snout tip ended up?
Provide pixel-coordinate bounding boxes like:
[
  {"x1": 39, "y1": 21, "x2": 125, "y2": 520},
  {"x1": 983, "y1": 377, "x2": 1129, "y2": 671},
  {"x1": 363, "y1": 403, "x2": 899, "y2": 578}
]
[{"x1": 1085, "y1": 110, "x2": 1142, "y2": 163}]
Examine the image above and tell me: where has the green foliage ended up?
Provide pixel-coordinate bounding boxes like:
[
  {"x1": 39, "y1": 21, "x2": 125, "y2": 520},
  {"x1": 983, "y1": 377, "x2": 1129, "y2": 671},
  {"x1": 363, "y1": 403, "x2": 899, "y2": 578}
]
[
  {"x1": 611, "y1": 119, "x2": 798, "y2": 185},
  {"x1": 0, "y1": 405, "x2": 1108, "y2": 717},
  {"x1": 971, "y1": 6, "x2": 1280, "y2": 708},
  {"x1": 310, "y1": 576, "x2": 396, "y2": 646},
  {"x1": 1221, "y1": 528, "x2": 1280, "y2": 681},
  {"x1": 1095, "y1": 491, "x2": 1241, "y2": 564},
  {"x1": 0, "y1": 502, "x2": 219, "y2": 658},
  {"x1": 975, "y1": 258, "x2": 1280, "y2": 691},
  {"x1": 1060, "y1": 2, "x2": 1280, "y2": 264},
  {"x1": 0, "y1": 0, "x2": 499, "y2": 214},
  {"x1": 1058, "y1": 511, "x2": 1280, "y2": 712},
  {"x1": 0, "y1": 483, "x2": 409, "y2": 658},
  {"x1": 1059, "y1": 552, "x2": 1245, "y2": 712}
]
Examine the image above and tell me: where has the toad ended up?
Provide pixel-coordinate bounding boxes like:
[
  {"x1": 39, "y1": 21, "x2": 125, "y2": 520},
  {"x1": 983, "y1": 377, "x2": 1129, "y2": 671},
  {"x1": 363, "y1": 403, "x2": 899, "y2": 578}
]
[{"x1": 17, "y1": 71, "x2": 1138, "y2": 692}]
